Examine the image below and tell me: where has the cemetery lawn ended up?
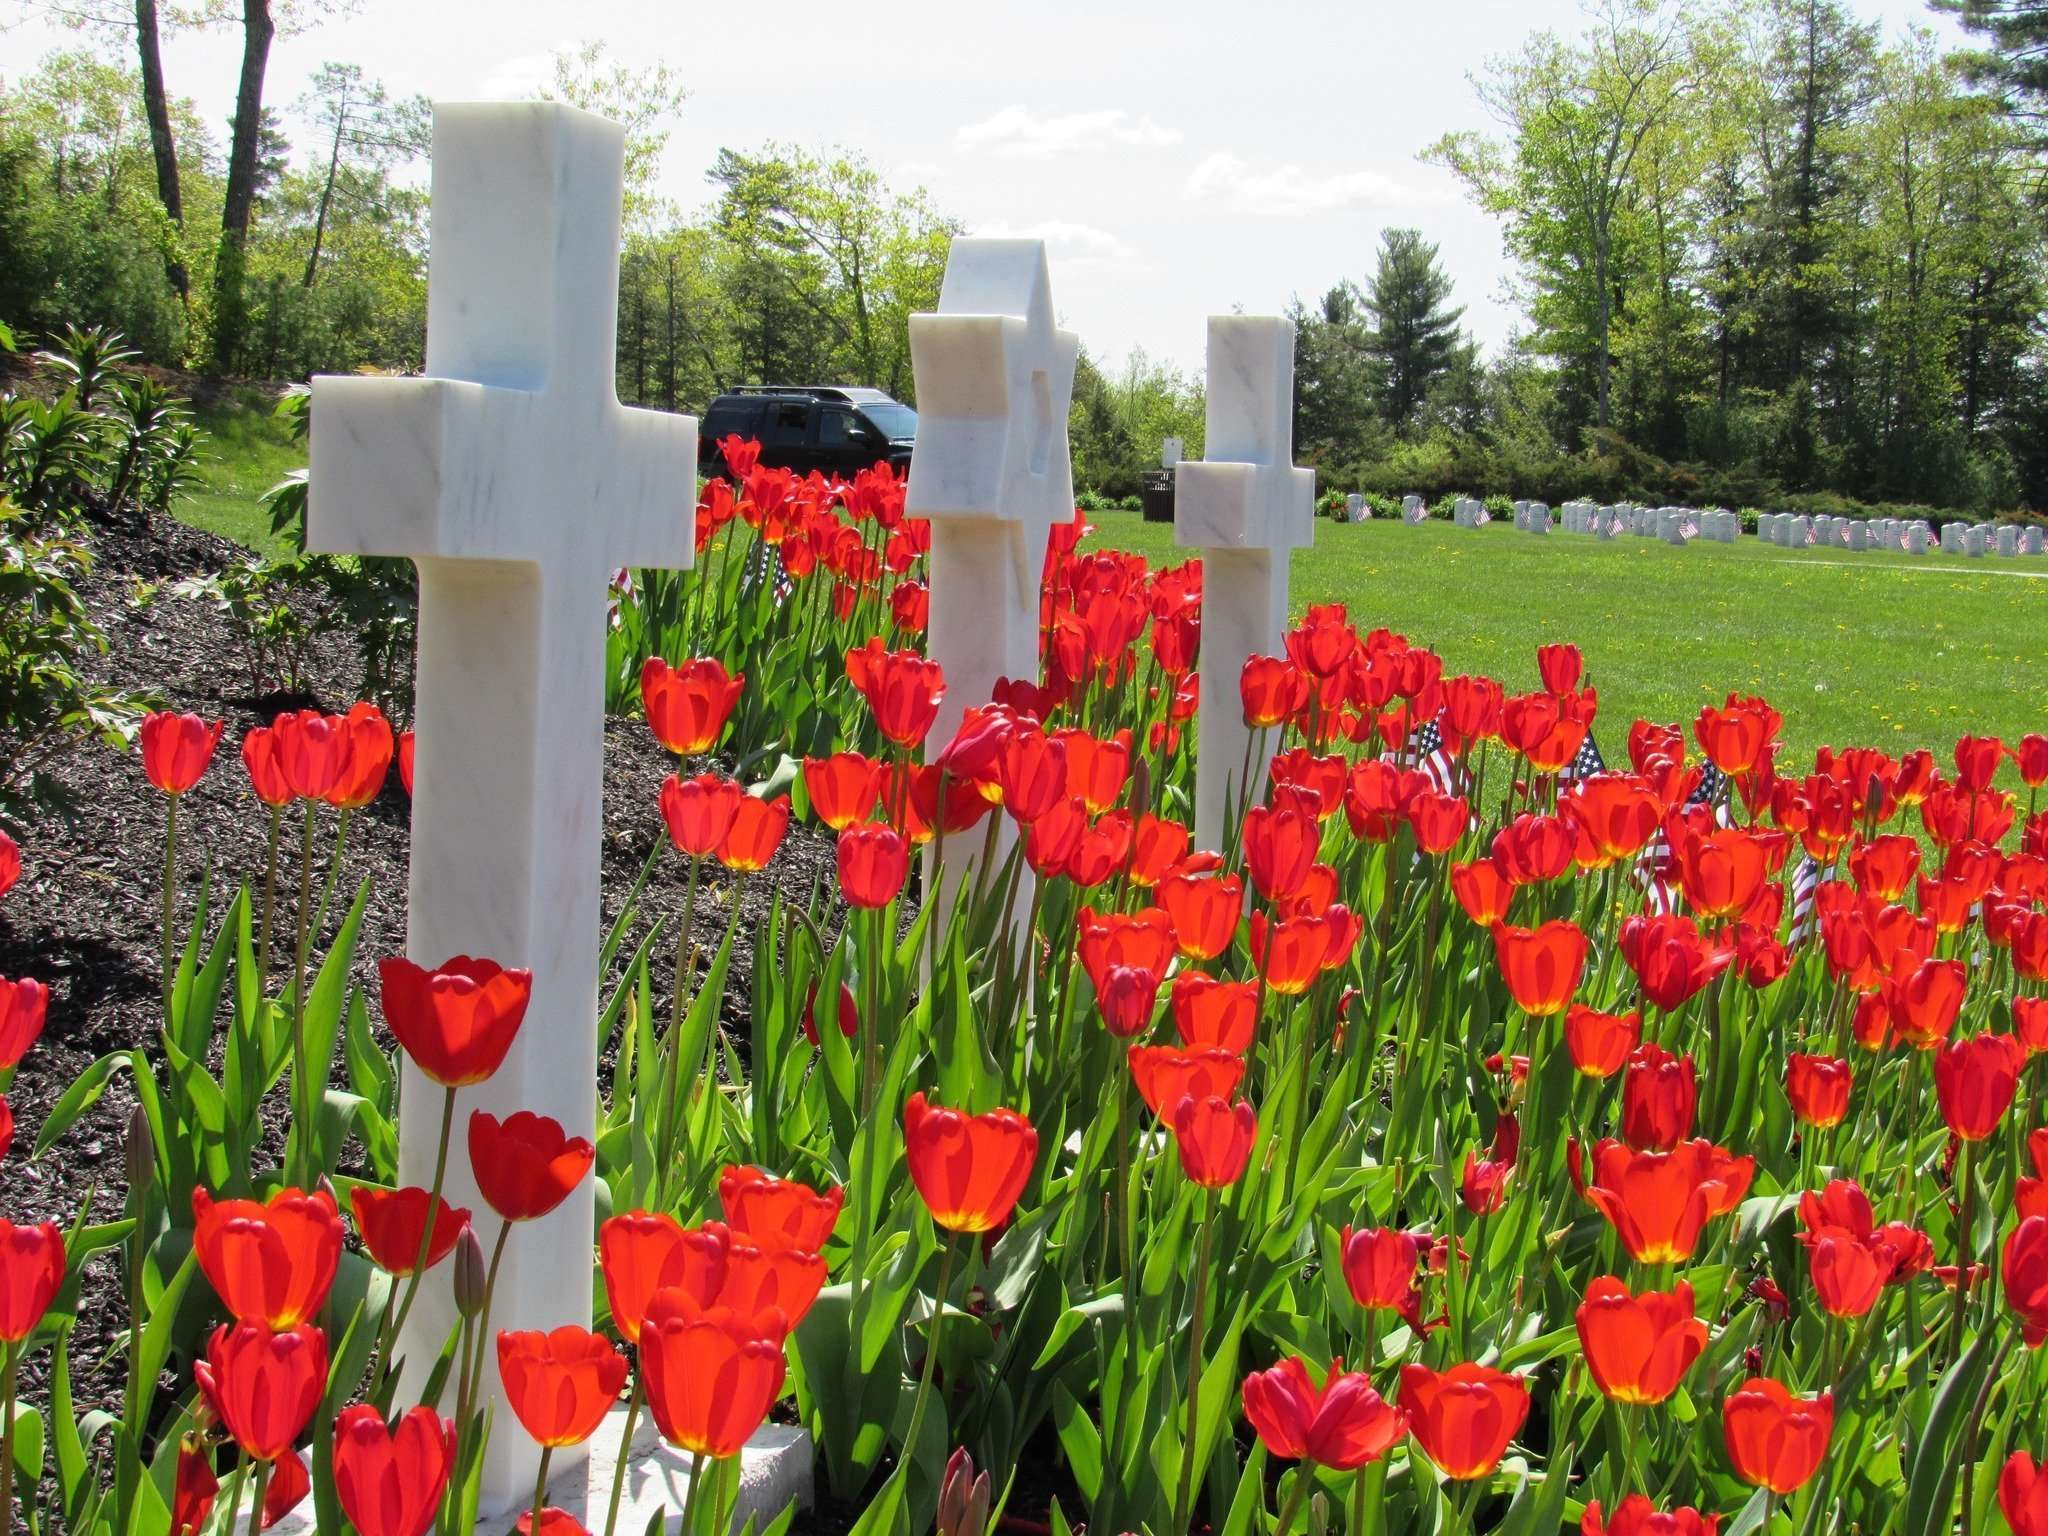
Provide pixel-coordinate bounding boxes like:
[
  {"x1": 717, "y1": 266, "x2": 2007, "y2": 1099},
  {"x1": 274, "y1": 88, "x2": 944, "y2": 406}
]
[
  {"x1": 1084, "y1": 509, "x2": 2048, "y2": 770},
  {"x1": 178, "y1": 393, "x2": 301, "y2": 557}
]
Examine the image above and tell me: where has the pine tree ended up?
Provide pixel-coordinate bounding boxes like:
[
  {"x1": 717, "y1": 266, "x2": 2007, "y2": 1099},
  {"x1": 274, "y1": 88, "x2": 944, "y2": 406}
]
[{"x1": 1362, "y1": 229, "x2": 1466, "y2": 431}]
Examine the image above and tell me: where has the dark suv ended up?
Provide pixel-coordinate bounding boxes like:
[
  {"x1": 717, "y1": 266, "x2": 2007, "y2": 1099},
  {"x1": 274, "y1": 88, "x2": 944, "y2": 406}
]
[{"x1": 698, "y1": 386, "x2": 917, "y2": 478}]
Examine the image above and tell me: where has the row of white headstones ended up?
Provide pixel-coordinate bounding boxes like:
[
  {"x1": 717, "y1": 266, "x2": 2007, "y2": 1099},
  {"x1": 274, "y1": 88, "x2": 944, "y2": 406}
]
[{"x1": 299, "y1": 100, "x2": 1315, "y2": 1516}]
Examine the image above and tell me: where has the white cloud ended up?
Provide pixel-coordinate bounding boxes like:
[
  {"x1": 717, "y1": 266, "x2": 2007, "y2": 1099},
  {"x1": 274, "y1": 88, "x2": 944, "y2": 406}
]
[
  {"x1": 957, "y1": 107, "x2": 1182, "y2": 158},
  {"x1": 1183, "y1": 152, "x2": 1440, "y2": 217}
]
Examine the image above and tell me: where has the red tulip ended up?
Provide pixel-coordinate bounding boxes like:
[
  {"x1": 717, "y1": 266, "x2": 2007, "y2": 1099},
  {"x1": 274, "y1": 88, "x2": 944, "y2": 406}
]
[
  {"x1": 642, "y1": 657, "x2": 744, "y2": 756},
  {"x1": 903, "y1": 1092, "x2": 1036, "y2": 1233},
  {"x1": 0, "y1": 829, "x2": 14, "y2": 900},
  {"x1": 241, "y1": 727, "x2": 292, "y2": 808},
  {"x1": 1620, "y1": 1044, "x2": 1697, "y2": 1152},
  {"x1": 497, "y1": 1325, "x2": 628, "y2": 1447},
  {"x1": 377, "y1": 955, "x2": 532, "y2": 1088},
  {"x1": 1450, "y1": 859, "x2": 1514, "y2": 927},
  {"x1": 847, "y1": 644, "x2": 944, "y2": 748},
  {"x1": 1582, "y1": 1497, "x2": 1718, "y2": 1536},
  {"x1": 1462, "y1": 1110, "x2": 1519, "y2": 1215},
  {"x1": 1127, "y1": 814, "x2": 1192, "y2": 887},
  {"x1": 271, "y1": 709, "x2": 349, "y2": 801},
  {"x1": 348, "y1": 1187, "x2": 469, "y2": 1277},
  {"x1": 1675, "y1": 829, "x2": 1769, "y2": 921},
  {"x1": 396, "y1": 730, "x2": 414, "y2": 796},
  {"x1": 1239, "y1": 656, "x2": 1308, "y2": 728},
  {"x1": 2017, "y1": 997, "x2": 2048, "y2": 1055},
  {"x1": 1561, "y1": 777, "x2": 1662, "y2": 867},
  {"x1": 717, "y1": 794, "x2": 791, "y2": 872},
  {"x1": 140, "y1": 710, "x2": 224, "y2": 795},
  {"x1": 1694, "y1": 701, "x2": 1771, "y2": 775},
  {"x1": 0, "y1": 977, "x2": 48, "y2": 1070},
  {"x1": 1059, "y1": 728, "x2": 1132, "y2": 815},
  {"x1": 837, "y1": 824, "x2": 909, "y2": 909},
  {"x1": 2002, "y1": 1453, "x2": 2048, "y2": 1536},
  {"x1": 1850, "y1": 836, "x2": 1921, "y2": 902},
  {"x1": 890, "y1": 579, "x2": 929, "y2": 634},
  {"x1": 660, "y1": 772, "x2": 746, "y2": 857},
  {"x1": 1243, "y1": 802, "x2": 1320, "y2": 902},
  {"x1": 2007, "y1": 1216, "x2": 2048, "y2": 1345},
  {"x1": 1954, "y1": 734, "x2": 2008, "y2": 792},
  {"x1": 1491, "y1": 814, "x2": 1576, "y2": 886},
  {"x1": 1250, "y1": 911, "x2": 1329, "y2": 996},
  {"x1": 717, "y1": 1166, "x2": 842, "y2": 1254},
  {"x1": 0, "y1": 1220, "x2": 65, "y2": 1340},
  {"x1": 1170, "y1": 1095, "x2": 1256, "y2": 1187},
  {"x1": 1338, "y1": 1226, "x2": 1424, "y2": 1322},
  {"x1": 1169, "y1": 973, "x2": 1258, "y2": 1054},
  {"x1": 1158, "y1": 873, "x2": 1243, "y2": 960},
  {"x1": 1064, "y1": 810, "x2": 1133, "y2": 886},
  {"x1": 516, "y1": 1510, "x2": 590, "y2": 1536},
  {"x1": 1933, "y1": 1032, "x2": 2026, "y2": 1141},
  {"x1": 1722, "y1": 1377, "x2": 1832, "y2": 1492},
  {"x1": 194, "y1": 1322, "x2": 326, "y2": 1462},
  {"x1": 1565, "y1": 1006, "x2": 1639, "y2": 1078},
  {"x1": 1576, "y1": 1138, "x2": 1755, "y2": 1265},
  {"x1": 468, "y1": 1111, "x2": 593, "y2": 1223},
  {"x1": 639, "y1": 1295, "x2": 789, "y2": 1458},
  {"x1": 1785, "y1": 1054, "x2": 1853, "y2": 1128},
  {"x1": 1537, "y1": 643, "x2": 1582, "y2": 695},
  {"x1": 1492, "y1": 920, "x2": 1588, "y2": 1016},
  {"x1": 992, "y1": 729, "x2": 1067, "y2": 824},
  {"x1": 1804, "y1": 1226, "x2": 1892, "y2": 1318},
  {"x1": 1575, "y1": 1276, "x2": 1707, "y2": 1404},
  {"x1": 802, "y1": 753, "x2": 881, "y2": 831},
  {"x1": 192, "y1": 1186, "x2": 344, "y2": 1330},
  {"x1": 1888, "y1": 957, "x2": 1967, "y2": 1047},
  {"x1": 1619, "y1": 913, "x2": 1735, "y2": 1011},
  {"x1": 1128, "y1": 1046, "x2": 1246, "y2": 1119},
  {"x1": 2021, "y1": 735, "x2": 2048, "y2": 788},
  {"x1": 1241, "y1": 1356, "x2": 1408, "y2": 1469},
  {"x1": 331, "y1": 1404, "x2": 455, "y2": 1536},
  {"x1": 599, "y1": 1213, "x2": 727, "y2": 1346},
  {"x1": 324, "y1": 702, "x2": 394, "y2": 810},
  {"x1": 171, "y1": 1440, "x2": 219, "y2": 1536},
  {"x1": 1399, "y1": 1362, "x2": 1530, "y2": 1480}
]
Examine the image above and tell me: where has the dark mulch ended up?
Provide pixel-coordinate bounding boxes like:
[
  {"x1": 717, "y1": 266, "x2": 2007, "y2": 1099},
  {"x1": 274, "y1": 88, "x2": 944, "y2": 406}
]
[{"x1": 0, "y1": 510, "x2": 839, "y2": 1425}]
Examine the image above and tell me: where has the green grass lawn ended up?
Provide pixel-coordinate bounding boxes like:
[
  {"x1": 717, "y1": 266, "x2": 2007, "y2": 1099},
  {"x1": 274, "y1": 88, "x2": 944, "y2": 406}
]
[
  {"x1": 178, "y1": 392, "x2": 303, "y2": 557},
  {"x1": 1083, "y1": 509, "x2": 2048, "y2": 774}
]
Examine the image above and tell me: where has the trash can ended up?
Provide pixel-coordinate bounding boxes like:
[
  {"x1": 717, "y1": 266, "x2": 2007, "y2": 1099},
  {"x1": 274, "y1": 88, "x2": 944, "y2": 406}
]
[{"x1": 1141, "y1": 468, "x2": 1175, "y2": 523}]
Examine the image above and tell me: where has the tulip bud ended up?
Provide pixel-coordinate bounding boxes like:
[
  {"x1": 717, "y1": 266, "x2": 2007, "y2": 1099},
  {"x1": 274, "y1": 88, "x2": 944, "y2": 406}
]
[
  {"x1": 936, "y1": 1448, "x2": 989, "y2": 1536},
  {"x1": 1307, "y1": 1491, "x2": 1330, "y2": 1536},
  {"x1": 453, "y1": 1224, "x2": 486, "y2": 1317},
  {"x1": 125, "y1": 1102, "x2": 155, "y2": 1194},
  {"x1": 1128, "y1": 755, "x2": 1151, "y2": 820},
  {"x1": 317, "y1": 1173, "x2": 340, "y2": 1210}
]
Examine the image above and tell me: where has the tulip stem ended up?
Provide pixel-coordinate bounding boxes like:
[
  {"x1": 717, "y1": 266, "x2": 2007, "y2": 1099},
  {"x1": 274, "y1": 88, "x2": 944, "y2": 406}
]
[
  {"x1": 379, "y1": 1084, "x2": 459, "y2": 1397},
  {"x1": 458, "y1": 1218, "x2": 514, "y2": 1443},
  {"x1": 529, "y1": 1444, "x2": 553, "y2": 1535},
  {"x1": 899, "y1": 1230, "x2": 958, "y2": 1490},
  {"x1": 1172, "y1": 1186, "x2": 1218, "y2": 1536},
  {"x1": 159, "y1": 792, "x2": 179, "y2": 1018},
  {"x1": 1272, "y1": 1466, "x2": 1311, "y2": 1536},
  {"x1": 242, "y1": 1456, "x2": 271, "y2": 1536},
  {"x1": 602, "y1": 1374, "x2": 646, "y2": 1536},
  {"x1": 288, "y1": 801, "x2": 317, "y2": 1187},
  {"x1": 1948, "y1": 1137, "x2": 1975, "y2": 1363},
  {"x1": 255, "y1": 802, "x2": 283, "y2": 990},
  {"x1": 678, "y1": 1451, "x2": 707, "y2": 1536},
  {"x1": 0, "y1": 1344, "x2": 17, "y2": 1532}
]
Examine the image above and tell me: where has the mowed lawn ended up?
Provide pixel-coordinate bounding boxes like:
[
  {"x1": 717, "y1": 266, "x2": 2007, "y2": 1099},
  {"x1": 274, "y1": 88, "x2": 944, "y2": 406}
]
[
  {"x1": 177, "y1": 395, "x2": 302, "y2": 558},
  {"x1": 1083, "y1": 509, "x2": 2048, "y2": 777}
]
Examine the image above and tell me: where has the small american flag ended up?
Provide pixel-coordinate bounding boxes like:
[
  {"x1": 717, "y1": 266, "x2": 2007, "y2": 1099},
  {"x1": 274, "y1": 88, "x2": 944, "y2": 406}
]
[
  {"x1": 741, "y1": 539, "x2": 797, "y2": 604},
  {"x1": 1789, "y1": 854, "x2": 1825, "y2": 944},
  {"x1": 1403, "y1": 716, "x2": 1465, "y2": 793},
  {"x1": 1560, "y1": 729, "x2": 1606, "y2": 783},
  {"x1": 1635, "y1": 760, "x2": 1735, "y2": 913}
]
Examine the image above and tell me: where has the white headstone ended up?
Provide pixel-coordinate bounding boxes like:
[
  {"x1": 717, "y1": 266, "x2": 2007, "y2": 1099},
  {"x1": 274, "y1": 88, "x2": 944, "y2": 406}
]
[
  {"x1": 1906, "y1": 524, "x2": 1931, "y2": 555},
  {"x1": 1847, "y1": 522, "x2": 1869, "y2": 552},
  {"x1": 1175, "y1": 316, "x2": 1314, "y2": 851},
  {"x1": 1965, "y1": 525, "x2": 1988, "y2": 557},
  {"x1": 307, "y1": 103, "x2": 697, "y2": 1508},
  {"x1": 1997, "y1": 525, "x2": 2019, "y2": 558},
  {"x1": 907, "y1": 238, "x2": 1078, "y2": 913},
  {"x1": 1941, "y1": 522, "x2": 1965, "y2": 553},
  {"x1": 1344, "y1": 493, "x2": 1365, "y2": 522},
  {"x1": 1403, "y1": 495, "x2": 1429, "y2": 525},
  {"x1": 2024, "y1": 527, "x2": 2045, "y2": 556}
]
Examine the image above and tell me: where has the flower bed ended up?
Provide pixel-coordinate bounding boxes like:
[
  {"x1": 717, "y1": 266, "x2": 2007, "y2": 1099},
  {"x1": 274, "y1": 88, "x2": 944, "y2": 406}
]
[{"x1": 0, "y1": 435, "x2": 2044, "y2": 1535}]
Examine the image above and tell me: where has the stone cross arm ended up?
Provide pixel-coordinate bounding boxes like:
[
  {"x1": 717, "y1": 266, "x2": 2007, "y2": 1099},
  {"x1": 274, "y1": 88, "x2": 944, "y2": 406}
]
[{"x1": 1175, "y1": 316, "x2": 1313, "y2": 553}]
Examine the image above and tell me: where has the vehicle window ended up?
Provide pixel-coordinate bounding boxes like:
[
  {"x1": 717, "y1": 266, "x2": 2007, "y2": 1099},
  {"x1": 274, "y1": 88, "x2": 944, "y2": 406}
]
[
  {"x1": 817, "y1": 408, "x2": 860, "y2": 447},
  {"x1": 860, "y1": 402, "x2": 917, "y2": 439},
  {"x1": 762, "y1": 401, "x2": 812, "y2": 446},
  {"x1": 701, "y1": 401, "x2": 760, "y2": 440}
]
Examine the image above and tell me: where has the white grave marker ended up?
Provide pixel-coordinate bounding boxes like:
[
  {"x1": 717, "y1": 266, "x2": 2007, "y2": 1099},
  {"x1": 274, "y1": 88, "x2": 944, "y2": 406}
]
[
  {"x1": 307, "y1": 103, "x2": 699, "y2": 1509},
  {"x1": 1175, "y1": 317, "x2": 1314, "y2": 851}
]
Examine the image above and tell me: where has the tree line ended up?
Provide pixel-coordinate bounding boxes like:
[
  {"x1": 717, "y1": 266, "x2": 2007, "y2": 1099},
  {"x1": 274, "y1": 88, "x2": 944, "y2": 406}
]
[{"x1": 6, "y1": 0, "x2": 2048, "y2": 513}]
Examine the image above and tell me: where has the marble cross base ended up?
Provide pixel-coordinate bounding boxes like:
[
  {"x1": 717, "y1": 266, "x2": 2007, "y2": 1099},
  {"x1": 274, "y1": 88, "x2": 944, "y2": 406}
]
[{"x1": 272, "y1": 1417, "x2": 813, "y2": 1534}]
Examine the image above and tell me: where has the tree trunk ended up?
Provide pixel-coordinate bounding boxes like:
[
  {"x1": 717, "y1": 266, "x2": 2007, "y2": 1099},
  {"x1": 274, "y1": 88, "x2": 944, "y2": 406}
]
[
  {"x1": 210, "y1": 0, "x2": 276, "y2": 373},
  {"x1": 1594, "y1": 228, "x2": 1613, "y2": 429},
  {"x1": 303, "y1": 107, "x2": 347, "y2": 288},
  {"x1": 134, "y1": 0, "x2": 187, "y2": 299}
]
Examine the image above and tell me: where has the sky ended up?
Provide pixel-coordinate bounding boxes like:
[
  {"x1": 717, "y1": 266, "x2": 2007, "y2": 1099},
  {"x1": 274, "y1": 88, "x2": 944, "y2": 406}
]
[{"x1": 6, "y1": 0, "x2": 1963, "y2": 375}]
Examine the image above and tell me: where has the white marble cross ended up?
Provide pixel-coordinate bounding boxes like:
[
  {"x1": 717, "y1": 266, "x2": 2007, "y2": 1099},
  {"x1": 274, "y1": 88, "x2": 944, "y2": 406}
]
[
  {"x1": 906, "y1": 238, "x2": 1077, "y2": 906},
  {"x1": 306, "y1": 102, "x2": 695, "y2": 1509},
  {"x1": 1175, "y1": 317, "x2": 1315, "y2": 852}
]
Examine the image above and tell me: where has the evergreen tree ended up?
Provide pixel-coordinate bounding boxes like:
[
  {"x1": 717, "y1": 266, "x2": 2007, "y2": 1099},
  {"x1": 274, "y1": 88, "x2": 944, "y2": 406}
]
[{"x1": 1362, "y1": 228, "x2": 1466, "y2": 430}]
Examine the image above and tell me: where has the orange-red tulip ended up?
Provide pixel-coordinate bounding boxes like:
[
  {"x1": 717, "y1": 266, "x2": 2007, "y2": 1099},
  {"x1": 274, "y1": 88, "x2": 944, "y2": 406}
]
[
  {"x1": 0, "y1": 1220, "x2": 65, "y2": 1341},
  {"x1": 1620, "y1": 1044, "x2": 1697, "y2": 1152},
  {"x1": 1889, "y1": 957, "x2": 1967, "y2": 1046},
  {"x1": 1933, "y1": 1032, "x2": 2025, "y2": 1141},
  {"x1": 377, "y1": 955, "x2": 533, "y2": 1088},
  {"x1": 468, "y1": 1111, "x2": 593, "y2": 1223},
  {"x1": 1695, "y1": 701, "x2": 1771, "y2": 776},
  {"x1": 717, "y1": 1166, "x2": 842, "y2": 1254},
  {"x1": 1581, "y1": 1497, "x2": 1718, "y2": 1536},
  {"x1": 1575, "y1": 1138, "x2": 1755, "y2": 1265},
  {"x1": 1338, "y1": 1226, "x2": 1424, "y2": 1322},
  {"x1": 1240, "y1": 656, "x2": 1308, "y2": 728},
  {"x1": 1128, "y1": 1046, "x2": 1246, "y2": 1118},
  {"x1": 903, "y1": 1092, "x2": 1036, "y2": 1233},
  {"x1": 1250, "y1": 911, "x2": 1329, "y2": 996},
  {"x1": 2016, "y1": 997, "x2": 2048, "y2": 1055},
  {"x1": 140, "y1": 710, "x2": 223, "y2": 795},
  {"x1": 1620, "y1": 913, "x2": 1735, "y2": 1011},
  {"x1": 1575, "y1": 1276, "x2": 1706, "y2": 1404},
  {"x1": 242, "y1": 727, "x2": 291, "y2": 808},
  {"x1": 331, "y1": 1404, "x2": 455, "y2": 1536},
  {"x1": 192, "y1": 1186, "x2": 343, "y2": 1330},
  {"x1": 660, "y1": 772, "x2": 746, "y2": 857},
  {"x1": 1171, "y1": 1095, "x2": 1256, "y2": 1186},
  {"x1": 1170, "y1": 973, "x2": 1258, "y2": 1054},
  {"x1": 1158, "y1": 873, "x2": 1243, "y2": 960},
  {"x1": 1399, "y1": 1362, "x2": 1529, "y2": 1480},
  {"x1": 324, "y1": 702, "x2": 394, "y2": 810},
  {"x1": 497, "y1": 1326, "x2": 628, "y2": 1447},
  {"x1": 802, "y1": 753, "x2": 881, "y2": 830},
  {"x1": 599, "y1": 1213, "x2": 727, "y2": 1345},
  {"x1": 1491, "y1": 814, "x2": 1576, "y2": 886},
  {"x1": 2002, "y1": 1453, "x2": 2048, "y2": 1536},
  {"x1": 272, "y1": 709, "x2": 349, "y2": 802},
  {"x1": 1241, "y1": 1356, "x2": 1408, "y2": 1469},
  {"x1": 1722, "y1": 1377, "x2": 1832, "y2": 1492},
  {"x1": 1850, "y1": 836, "x2": 1921, "y2": 902},
  {"x1": 1804, "y1": 1225, "x2": 1892, "y2": 1318},
  {"x1": 171, "y1": 1440, "x2": 218, "y2": 1536},
  {"x1": 1536, "y1": 643, "x2": 1582, "y2": 694},
  {"x1": 1785, "y1": 1054, "x2": 1853, "y2": 1128},
  {"x1": 847, "y1": 645, "x2": 944, "y2": 748},
  {"x1": 2008, "y1": 1216, "x2": 2048, "y2": 1345},
  {"x1": 1561, "y1": 776, "x2": 1662, "y2": 867},
  {"x1": 642, "y1": 657, "x2": 744, "y2": 756},
  {"x1": 194, "y1": 1321, "x2": 326, "y2": 1462},
  {"x1": 1492, "y1": 920, "x2": 1588, "y2": 1016},
  {"x1": 716, "y1": 794, "x2": 791, "y2": 872},
  {"x1": 1243, "y1": 802, "x2": 1320, "y2": 902},
  {"x1": 836, "y1": 824, "x2": 909, "y2": 909},
  {"x1": 1565, "y1": 1006, "x2": 1640, "y2": 1078},
  {"x1": 717, "y1": 1237, "x2": 827, "y2": 1326},
  {"x1": 348, "y1": 1187, "x2": 469, "y2": 1277},
  {"x1": 1450, "y1": 859, "x2": 1514, "y2": 927},
  {"x1": 0, "y1": 977, "x2": 48, "y2": 1070},
  {"x1": 639, "y1": 1294, "x2": 789, "y2": 1458}
]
